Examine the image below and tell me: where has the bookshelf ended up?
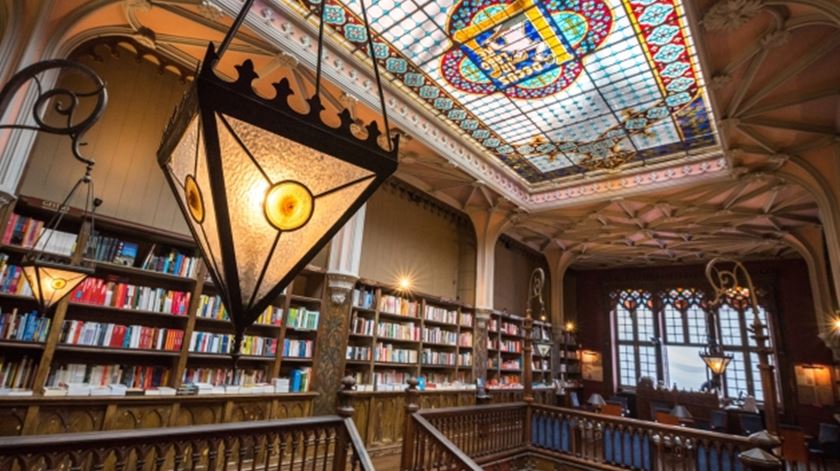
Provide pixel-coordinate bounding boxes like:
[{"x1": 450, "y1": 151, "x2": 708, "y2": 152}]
[
  {"x1": 485, "y1": 311, "x2": 553, "y2": 390},
  {"x1": 0, "y1": 196, "x2": 324, "y2": 398},
  {"x1": 557, "y1": 327, "x2": 582, "y2": 394},
  {"x1": 345, "y1": 280, "x2": 476, "y2": 392}
]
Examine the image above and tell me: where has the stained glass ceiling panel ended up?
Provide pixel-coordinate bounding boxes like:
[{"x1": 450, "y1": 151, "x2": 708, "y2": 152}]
[{"x1": 292, "y1": 0, "x2": 719, "y2": 183}]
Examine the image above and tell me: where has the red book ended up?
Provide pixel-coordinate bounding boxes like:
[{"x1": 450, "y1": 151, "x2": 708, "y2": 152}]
[{"x1": 2, "y1": 214, "x2": 17, "y2": 244}]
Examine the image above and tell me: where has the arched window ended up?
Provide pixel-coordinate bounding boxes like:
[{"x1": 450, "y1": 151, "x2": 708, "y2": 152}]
[
  {"x1": 611, "y1": 286, "x2": 776, "y2": 401},
  {"x1": 612, "y1": 289, "x2": 658, "y2": 388}
]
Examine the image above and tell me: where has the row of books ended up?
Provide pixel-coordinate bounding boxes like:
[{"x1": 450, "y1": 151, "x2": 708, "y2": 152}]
[
  {"x1": 490, "y1": 375, "x2": 521, "y2": 386},
  {"x1": 501, "y1": 358, "x2": 522, "y2": 370},
  {"x1": 350, "y1": 315, "x2": 374, "y2": 336},
  {"x1": 458, "y1": 332, "x2": 472, "y2": 347},
  {"x1": 423, "y1": 305, "x2": 457, "y2": 324},
  {"x1": 2, "y1": 214, "x2": 76, "y2": 256},
  {"x1": 70, "y1": 278, "x2": 191, "y2": 315},
  {"x1": 377, "y1": 321, "x2": 420, "y2": 341},
  {"x1": 46, "y1": 363, "x2": 171, "y2": 389},
  {"x1": 198, "y1": 295, "x2": 283, "y2": 325},
  {"x1": 182, "y1": 367, "x2": 266, "y2": 387},
  {"x1": 533, "y1": 327, "x2": 551, "y2": 342},
  {"x1": 346, "y1": 345, "x2": 371, "y2": 361},
  {"x1": 499, "y1": 339, "x2": 522, "y2": 353},
  {"x1": 285, "y1": 307, "x2": 319, "y2": 330},
  {"x1": 0, "y1": 261, "x2": 33, "y2": 296},
  {"x1": 499, "y1": 321, "x2": 520, "y2": 336},
  {"x1": 422, "y1": 327, "x2": 457, "y2": 346},
  {"x1": 373, "y1": 370, "x2": 410, "y2": 390},
  {"x1": 421, "y1": 349, "x2": 456, "y2": 366},
  {"x1": 379, "y1": 295, "x2": 419, "y2": 317},
  {"x1": 0, "y1": 309, "x2": 50, "y2": 342},
  {"x1": 460, "y1": 312, "x2": 473, "y2": 328},
  {"x1": 85, "y1": 233, "x2": 139, "y2": 266},
  {"x1": 374, "y1": 343, "x2": 417, "y2": 364},
  {"x1": 188, "y1": 332, "x2": 277, "y2": 356},
  {"x1": 142, "y1": 248, "x2": 200, "y2": 278},
  {"x1": 352, "y1": 288, "x2": 375, "y2": 310},
  {"x1": 459, "y1": 352, "x2": 472, "y2": 367},
  {"x1": 1, "y1": 356, "x2": 36, "y2": 389},
  {"x1": 282, "y1": 339, "x2": 313, "y2": 358},
  {"x1": 60, "y1": 320, "x2": 184, "y2": 351},
  {"x1": 284, "y1": 367, "x2": 311, "y2": 393}
]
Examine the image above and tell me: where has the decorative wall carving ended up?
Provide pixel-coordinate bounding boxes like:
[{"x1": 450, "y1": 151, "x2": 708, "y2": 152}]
[
  {"x1": 312, "y1": 278, "x2": 354, "y2": 415},
  {"x1": 702, "y1": 0, "x2": 763, "y2": 32}
]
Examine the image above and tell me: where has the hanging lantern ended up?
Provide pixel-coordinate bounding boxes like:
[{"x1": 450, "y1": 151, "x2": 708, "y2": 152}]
[
  {"x1": 699, "y1": 344, "x2": 733, "y2": 377},
  {"x1": 157, "y1": 0, "x2": 398, "y2": 359},
  {"x1": 0, "y1": 60, "x2": 108, "y2": 313}
]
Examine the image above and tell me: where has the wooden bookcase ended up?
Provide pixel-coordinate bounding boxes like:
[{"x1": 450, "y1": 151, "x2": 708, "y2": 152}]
[
  {"x1": 485, "y1": 311, "x2": 553, "y2": 390},
  {"x1": 0, "y1": 196, "x2": 325, "y2": 396},
  {"x1": 557, "y1": 328, "x2": 582, "y2": 386},
  {"x1": 345, "y1": 280, "x2": 475, "y2": 391}
]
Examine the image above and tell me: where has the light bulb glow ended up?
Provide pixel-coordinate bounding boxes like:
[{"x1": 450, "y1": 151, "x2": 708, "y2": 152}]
[
  {"x1": 565, "y1": 321, "x2": 575, "y2": 332},
  {"x1": 264, "y1": 180, "x2": 313, "y2": 231},
  {"x1": 833, "y1": 317, "x2": 840, "y2": 332},
  {"x1": 397, "y1": 276, "x2": 413, "y2": 291}
]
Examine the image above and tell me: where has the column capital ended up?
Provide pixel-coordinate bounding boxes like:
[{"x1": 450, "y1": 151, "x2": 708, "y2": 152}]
[{"x1": 327, "y1": 273, "x2": 358, "y2": 305}]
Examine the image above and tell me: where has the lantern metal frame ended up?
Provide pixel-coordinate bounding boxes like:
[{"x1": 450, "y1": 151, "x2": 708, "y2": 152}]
[
  {"x1": 0, "y1": 59, "x2": 108, "y2": 313},
  {"x1": 157, "y1": 0, "x2": 398, "y2": 364}
]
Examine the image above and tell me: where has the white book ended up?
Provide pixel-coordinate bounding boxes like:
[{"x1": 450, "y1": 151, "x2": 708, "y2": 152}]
[{"x1": 67, "y1": 383, "x2": 91, "y2": 396}]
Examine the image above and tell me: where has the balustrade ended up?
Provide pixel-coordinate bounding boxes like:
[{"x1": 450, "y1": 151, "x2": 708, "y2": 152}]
[
  {"x1": 404, "y1": 399, "x2": 760, "y2": 471},
  {"x1": 0, "y1": 378, "x2": 372, "y2": 471}
]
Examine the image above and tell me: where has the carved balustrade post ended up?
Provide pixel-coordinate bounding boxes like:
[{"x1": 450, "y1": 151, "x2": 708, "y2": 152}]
[
  {"x1": 400, "y1": 377, "x2": 420, "y2": 471},
  {"x1": 738, "y1": 431, "x2": 782, "y2": 470},
  {"x1": 333, "y1": 376, "x2": 356, "y2": 471}
]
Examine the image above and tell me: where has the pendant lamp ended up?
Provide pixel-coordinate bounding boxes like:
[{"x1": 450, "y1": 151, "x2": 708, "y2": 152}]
[
  {"x1": 157, "y1": 0, "x2": 398, "y2": 362},
  {"x1": 0, "y1": 60, "x2": 108, "y2": 313}
]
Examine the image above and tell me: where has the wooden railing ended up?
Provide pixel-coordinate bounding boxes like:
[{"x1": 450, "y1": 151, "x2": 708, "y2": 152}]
[
  {"x1": 0, "y1": 379, "x2": 373, "y2": 471},
  {"x1": 402, "y1": 389, "x2": 762, "y2": 470}
]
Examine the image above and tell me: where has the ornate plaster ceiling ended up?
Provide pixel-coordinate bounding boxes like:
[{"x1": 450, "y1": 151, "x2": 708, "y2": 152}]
[
  {"x1": 17, "y1": 0, "x2": 836, "y2": 269},
  {"x1": 289, "y1": 0, "x2": 720, "y2": 184}
]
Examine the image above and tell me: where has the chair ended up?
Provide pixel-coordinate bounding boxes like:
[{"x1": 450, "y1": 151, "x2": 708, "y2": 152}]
[
  {"x1": 709, "y1": 410, "x2": 728, "y2": 433},
  {"x1": 778, "y1": 425, "x2": 809, "y2": 471},
  {"x1": 600, "y1": 404, "x2": 623, "y2": 417},
  {"x1": 655, "y1": 411, "x2": 680, "y2": 426},
  {"x1": 737, "y1": 412, "x2": 764, "y2": 436}
]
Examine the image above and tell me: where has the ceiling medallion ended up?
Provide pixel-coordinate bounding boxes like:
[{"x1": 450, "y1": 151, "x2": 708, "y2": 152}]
[{"x1": 441, "y1": 0, "x2": 613, "y2": 99}]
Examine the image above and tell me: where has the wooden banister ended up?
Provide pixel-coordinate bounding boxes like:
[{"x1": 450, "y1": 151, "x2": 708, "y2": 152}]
[
  {"x1": 409, "y1": 413, "x2": 483, "y2": 471},
  {"x1": 402, "y1": 401, "x2": 759, "y2": 471},
  {"x1": 0, "y1": 414, "x2": 373, "y2": 470}
]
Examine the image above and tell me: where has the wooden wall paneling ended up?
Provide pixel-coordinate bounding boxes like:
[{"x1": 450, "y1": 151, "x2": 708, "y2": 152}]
[
  {"x1": 0, "y1": 406, "x2": 26, "y2": 436},
  {"x1": 110, "y1": 405, "x2": 170, "y2": 430},
  {"x1": 34, "y1": 405, "x2": 106, "y2": 434}
]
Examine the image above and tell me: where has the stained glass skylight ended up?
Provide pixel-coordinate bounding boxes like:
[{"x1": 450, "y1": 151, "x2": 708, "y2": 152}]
[{"x1": 292, "y1": 0, "x2": 719, "y2": 184}]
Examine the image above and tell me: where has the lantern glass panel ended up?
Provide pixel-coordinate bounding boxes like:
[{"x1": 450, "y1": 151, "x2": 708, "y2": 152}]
[{"x1": 22, "y1": 264, "x2": 88, "y2": 310}]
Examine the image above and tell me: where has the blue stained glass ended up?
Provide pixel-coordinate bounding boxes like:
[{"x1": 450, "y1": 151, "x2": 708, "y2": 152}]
[
  {"x1": 537, "y1": 143, "x2": 556, "y2": 153},
  {"x1": 646, "y1": 106, "x2": 669, "y2": 119},
  {"x1": 434, "y1": 98, "x2": 454, "y2": 110},
  {"x1": 483, "y1": 138, "x2": 500, "y2": 148},
  {"x1": 497, "y1": 145, "x2": 514, "y2": 154},
  {"x1": 666, "y1": 92, "x2": 692, "y2": 107},
  {"x1": 472, "y1": 129, "x2": 491, "y2": 139},
  {"x1": 448, "y1": 109, "x2": 467, "y2": 120},
  {"x1": 660, "y1": 62, "x2": 690, "y2": 78},
  {"x1": 654, "y1": 44, "x2": 685, "y2": 63},
  {"x1": 647, "y1": 25, "x2": 679, "y2": 45},
  {"x1": 385, "y1": 58, "x2": 407, "y2": 73},
  {"x1": 324, "y1": 5, "x2": 345, "y2": 24},
  {"x1": 373, "y1": 43, "x2": 389, "y2": 59},
  {"x1": 518, "y1": 145, "x2": 535, "y2": 154},
  {"x1": 419, "y1": 86, "x2": 440, "y2": 99},
  {"x1": 559, "y1": 142, "x2": 578, "y2": 152},
  {"x1": 638, "y1": 4, "x2": 674, "y2": 26},
  {"x1": 607, "y1": 129, "x2": 625, "y2": 138},
  {"x1": 403, "y1": 73, "x2": 424, "y2": 87},
  {"x1": 625, "y1": 118, "x2": 648, "y2": 130},
  {"x1": 666, "y1": 77, "x2": 695, "y2": 92},
  {"x1": 344, "y1": 24, "x2": 367, "y2": 43},
  {"x1": 461, "y1": 119, "x2": 478, "y2": 130}
]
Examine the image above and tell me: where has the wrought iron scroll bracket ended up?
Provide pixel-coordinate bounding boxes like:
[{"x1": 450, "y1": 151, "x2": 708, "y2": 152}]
[{"x1": 0, "y1": 59, "x2": 108, "y2": 168}]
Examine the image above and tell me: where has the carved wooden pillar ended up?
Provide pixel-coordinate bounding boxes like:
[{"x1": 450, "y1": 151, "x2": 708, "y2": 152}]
[
  {"x1": 473, "y1": 309, "x2": 490, "y2": 391},
  {"x1": 400, "y1": 377, "x2": 420, "y2": 471},
  {"x1": 312, "y1": 207, "x2": 366, "y2": 415}
]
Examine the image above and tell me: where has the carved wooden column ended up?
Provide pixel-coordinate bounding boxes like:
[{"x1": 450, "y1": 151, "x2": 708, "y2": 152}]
[
  {"x1": 400, "y1": 377, "x2": 420, "y2": 471},
  {"x1": 312, "y1": 207, "x2": 366, "y2": 415},
  {"x1": 473, "y1": 309, "x2": 490, "y2": 391}
]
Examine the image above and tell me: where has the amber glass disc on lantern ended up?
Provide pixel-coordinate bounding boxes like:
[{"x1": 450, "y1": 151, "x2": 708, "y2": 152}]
[
  {"x1": 158, "y1": 45, "x2": 398, "y2": 336},
  {"x1": 22, "y1": 260, "x2": 92, "y2": 312},
  {"x1": 699, "y1": 346, "x2": 733, "y2": 376}
]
